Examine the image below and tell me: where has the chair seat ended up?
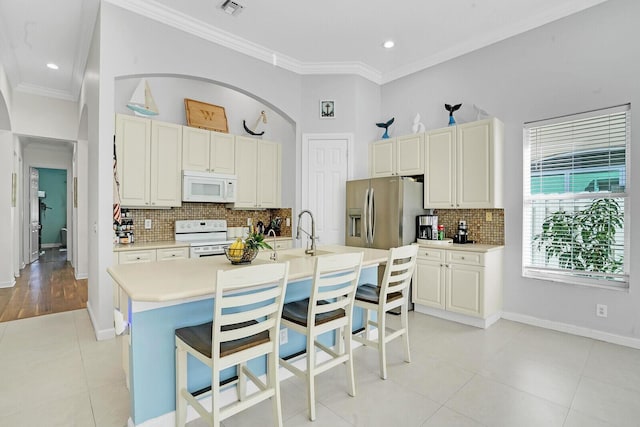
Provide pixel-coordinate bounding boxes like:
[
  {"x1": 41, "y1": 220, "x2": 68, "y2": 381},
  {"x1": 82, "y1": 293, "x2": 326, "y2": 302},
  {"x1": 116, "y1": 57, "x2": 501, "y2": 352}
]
[
  {"x1": 355, "y1": 284, "x2": 402, "y2": 305},
  {"x1": 282, "y1": 298, "x2": 345, "y2": 327},
  {"x1": 175, "y1": 320, "x2": 270, "y2": 358}
]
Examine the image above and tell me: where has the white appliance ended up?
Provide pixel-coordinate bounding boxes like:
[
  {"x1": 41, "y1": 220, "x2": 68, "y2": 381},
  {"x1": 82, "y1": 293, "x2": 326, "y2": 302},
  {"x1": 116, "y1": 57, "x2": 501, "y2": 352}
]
[
  {"x1": 175, "y1": 219, "x2": 235, "y2": 258},
  {"x1": 182, "y1": 171, "x2": 237, "y2": 203}
]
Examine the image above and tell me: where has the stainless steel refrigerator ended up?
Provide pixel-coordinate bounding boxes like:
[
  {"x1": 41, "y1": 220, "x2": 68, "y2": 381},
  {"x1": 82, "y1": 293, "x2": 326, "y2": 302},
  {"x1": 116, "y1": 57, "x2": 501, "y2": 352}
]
[{"x1": 346, "y1": 176, "x2": 426, "y2": 249}]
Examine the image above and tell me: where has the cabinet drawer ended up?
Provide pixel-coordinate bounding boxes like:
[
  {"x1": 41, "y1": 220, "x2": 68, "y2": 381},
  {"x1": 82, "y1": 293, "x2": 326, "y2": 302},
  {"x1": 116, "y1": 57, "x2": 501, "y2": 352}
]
[
  {"x1": 417, "y1": 248, "x2": 445, "y2": 262},
  {"x1": 157, "y1": 247, "x2": 189, "y2": 261},
  {"x1": 447, "y1": 250, "x2": 483, "y2": 266},
  {"x1": 118, "y1": 250, "x2": 156, "y2": 264}
]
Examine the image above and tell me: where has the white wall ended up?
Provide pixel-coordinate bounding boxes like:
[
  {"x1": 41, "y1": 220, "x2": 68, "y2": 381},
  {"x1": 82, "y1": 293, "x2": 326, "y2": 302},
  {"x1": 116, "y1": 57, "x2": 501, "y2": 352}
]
[
  {"x1": 381, "y1": 0, "x2": 640, "y2": 340},
  {"x1": 0, "y1": 130, "x2": 15, "y2": 288},
  {"x1": 13, "y1": 135, "x2": 22, "y2": 277},
  {"x1": 11, "y1": 92, "x2": 78, "y2": 141}
]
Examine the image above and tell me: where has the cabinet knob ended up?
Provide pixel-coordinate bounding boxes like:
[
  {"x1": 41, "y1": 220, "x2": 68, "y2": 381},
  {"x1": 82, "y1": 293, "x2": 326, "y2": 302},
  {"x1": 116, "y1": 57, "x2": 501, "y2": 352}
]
[
  {"x1": 424, "y1": 252, "x2": 429, "y2": 256},
  {"x1": 136, "y1": 257, "x2": 140, "y2": 260},
  {"x1": 450, "y1": 204, "x2": 454, "y2": 207},
  {"x1": 461, "y1": 256, "x2": 465, "y2": 260}
]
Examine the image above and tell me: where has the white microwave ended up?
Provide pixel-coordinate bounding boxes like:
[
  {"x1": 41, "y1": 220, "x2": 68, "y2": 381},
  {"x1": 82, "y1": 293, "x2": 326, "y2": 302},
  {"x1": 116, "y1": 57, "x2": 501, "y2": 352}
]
[{"x1": 182, "y1": 171, "x2": 237, "y2": 203}]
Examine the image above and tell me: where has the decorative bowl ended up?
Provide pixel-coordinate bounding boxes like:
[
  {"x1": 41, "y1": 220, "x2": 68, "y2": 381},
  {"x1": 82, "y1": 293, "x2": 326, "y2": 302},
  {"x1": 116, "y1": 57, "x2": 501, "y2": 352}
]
[{"x1": 224, "y1": 246, "x2": 259, "y2": 265}]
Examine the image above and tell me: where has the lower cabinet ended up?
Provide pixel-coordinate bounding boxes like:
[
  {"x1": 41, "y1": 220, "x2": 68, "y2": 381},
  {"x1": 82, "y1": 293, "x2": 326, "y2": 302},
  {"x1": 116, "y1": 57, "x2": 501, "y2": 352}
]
[
  {"x1": 116, "y1": 247, "x2": 189, "y2": 264},
  {"x1": 273, "y1": 239, "x2": 293, "y2": 250},
  {"x1": 413, "y1": 246, "x2": 503, "y2": 327}
]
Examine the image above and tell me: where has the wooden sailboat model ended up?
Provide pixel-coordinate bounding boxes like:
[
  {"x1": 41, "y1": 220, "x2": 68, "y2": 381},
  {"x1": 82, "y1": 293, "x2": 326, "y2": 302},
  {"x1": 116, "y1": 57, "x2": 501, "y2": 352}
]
[{"x1": 126, "y1": 79, "x2": 159, "y2": 117}]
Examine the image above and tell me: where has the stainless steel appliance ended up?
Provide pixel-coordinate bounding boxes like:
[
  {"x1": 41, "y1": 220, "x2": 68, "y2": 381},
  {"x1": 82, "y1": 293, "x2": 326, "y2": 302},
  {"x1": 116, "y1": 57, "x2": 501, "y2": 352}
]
[
  {"x1": 182, "y1": 171, "x2": 237, "y2": 203},
  {"x1": 417, "y1": 214, "x2": 438, "y2": 240},
  {"x1": 346, "y1": 176, "x2": 427, "y2": 249},
  {"x1": 175, "y1": 219, "x2": 235, "y2": 258},
  {"x1": 455, "y1": 219, "x2": 469, "y2": 244},
  {"x1": 346, "y1": 177, "x2": 427, "y2": 312}
]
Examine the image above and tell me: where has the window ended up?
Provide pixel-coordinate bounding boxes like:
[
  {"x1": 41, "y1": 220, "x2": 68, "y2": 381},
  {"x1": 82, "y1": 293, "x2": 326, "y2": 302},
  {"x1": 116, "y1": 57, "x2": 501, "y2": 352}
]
[{"x1": 523, "y1": 105, "x2": 630, "y2": 288}]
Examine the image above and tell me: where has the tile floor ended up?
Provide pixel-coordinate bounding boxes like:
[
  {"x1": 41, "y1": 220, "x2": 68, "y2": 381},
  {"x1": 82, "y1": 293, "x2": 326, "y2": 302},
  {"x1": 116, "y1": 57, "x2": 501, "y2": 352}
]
[{"x1": 1, "y1": 309, "x2": 639, "y2": 427}]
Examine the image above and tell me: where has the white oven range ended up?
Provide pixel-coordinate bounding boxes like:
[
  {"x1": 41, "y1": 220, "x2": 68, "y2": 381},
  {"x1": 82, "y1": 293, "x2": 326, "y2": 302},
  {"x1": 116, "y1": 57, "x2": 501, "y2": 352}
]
[{"x1": 175, "y1": 219, "x2": 234, "y2": 258}]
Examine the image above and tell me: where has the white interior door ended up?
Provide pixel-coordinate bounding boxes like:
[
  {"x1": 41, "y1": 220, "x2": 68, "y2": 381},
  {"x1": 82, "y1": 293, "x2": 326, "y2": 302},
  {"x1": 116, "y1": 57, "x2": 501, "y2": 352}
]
[
  {"x1": 302, "y1": 134, "x2": 352, "y2": 245},
  {"x1": 29, "y1": 167, "x2": 40, "y2": 263}
]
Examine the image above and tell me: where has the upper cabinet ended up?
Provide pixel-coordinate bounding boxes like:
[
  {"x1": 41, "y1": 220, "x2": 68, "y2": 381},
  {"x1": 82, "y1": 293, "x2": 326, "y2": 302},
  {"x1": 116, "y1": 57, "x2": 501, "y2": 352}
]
[
  {"x1": 424, "y1": 118, "x2": 504, "y2": 209},
  {"x1": 369, "y1": 133, "x2": 424, "y2": 177},
  {"x1": 182, "y1": 127, "x2": 235, "y2": 174},
  {"x1": 234, "y1": 136, "x2": 281, "y2": 209},
  {"x1": 115, "y1": 114, "x2": 182, "y2": 208}
]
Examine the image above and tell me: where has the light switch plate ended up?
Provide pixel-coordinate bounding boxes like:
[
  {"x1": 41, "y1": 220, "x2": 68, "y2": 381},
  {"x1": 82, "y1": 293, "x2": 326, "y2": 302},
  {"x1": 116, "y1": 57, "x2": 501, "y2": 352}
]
[
  {"x1": 144, "y1": 219, "x2": 152, "y2": 229},
  {"x1": 486, "y1": 212, "x2": 493, "y2": 222}
]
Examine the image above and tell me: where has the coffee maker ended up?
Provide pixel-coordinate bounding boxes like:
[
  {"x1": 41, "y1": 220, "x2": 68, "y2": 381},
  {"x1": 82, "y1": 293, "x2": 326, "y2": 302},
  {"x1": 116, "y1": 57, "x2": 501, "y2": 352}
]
[
  {"x1": 456, "y1": 220, "x2": 469, "y2": 243},
  {"x1": 417, "y1": 215, "x2": 438, "y2": 240}
]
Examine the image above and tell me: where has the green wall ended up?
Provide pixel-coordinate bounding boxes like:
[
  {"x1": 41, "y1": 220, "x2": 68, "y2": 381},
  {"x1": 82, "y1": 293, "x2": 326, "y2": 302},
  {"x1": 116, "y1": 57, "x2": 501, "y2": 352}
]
[{"x1": 38, "y1": 168, "x2": 67, "y2": 245}]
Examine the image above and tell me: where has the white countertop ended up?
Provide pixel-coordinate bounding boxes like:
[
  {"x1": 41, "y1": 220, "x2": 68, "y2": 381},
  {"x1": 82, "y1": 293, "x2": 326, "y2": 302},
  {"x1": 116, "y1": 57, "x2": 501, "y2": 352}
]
[
  {"x1": 108, "y1": 245, "x2": 388, "y2": 302},
  {"x1": 113, "y1": 236, "x2": 294, "y2": 252},
  {"x1": 417, "y1": 241, "x2": 504, "y2": 253}
]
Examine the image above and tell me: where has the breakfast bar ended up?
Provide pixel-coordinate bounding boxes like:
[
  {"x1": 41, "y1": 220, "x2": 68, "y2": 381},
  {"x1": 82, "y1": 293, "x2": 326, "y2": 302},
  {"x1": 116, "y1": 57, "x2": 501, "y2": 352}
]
[{"x1": 108, "y1": 244, "x2": 389, "y2": 426}]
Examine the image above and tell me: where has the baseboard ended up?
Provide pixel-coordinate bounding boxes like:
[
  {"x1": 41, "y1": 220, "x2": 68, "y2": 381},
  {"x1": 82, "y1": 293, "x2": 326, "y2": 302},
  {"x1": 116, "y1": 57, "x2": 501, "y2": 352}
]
[
  {"x1": 41, "y1": 243, "x2": 61, "y2": 248},
  {"x1": 131, "y1": 332, "x2": 377, "y2": 426},
  {"x1": 414, "y1": 304, "x2": 501, "y2": 329},
  {"x1": 74, "y1": 271, "x2": 88, "y2": 280},
  {"x1": 0, "y1": 278, "x2": 16, "y2": 288},
  {"x1": 501, "y1": 311, "x2": 640, "y2": 350},
  {"x1": 86, "y1": 302, "x2": 116, "y2": 341}
]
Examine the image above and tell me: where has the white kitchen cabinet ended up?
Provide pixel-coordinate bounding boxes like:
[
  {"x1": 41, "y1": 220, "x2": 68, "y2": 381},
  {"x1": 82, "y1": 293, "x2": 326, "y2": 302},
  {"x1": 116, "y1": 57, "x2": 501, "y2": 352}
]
[
  {"x1": 234, "y1": 136, "x2": 281, "y2": 208},
  {"x1": 369, "y1": 133, "x2": 424, "y2": 177},
  {"x1": 273, "y1": 239, "x2": 293, "y2": 250},
  {"x1": 115, "y1": 114, "x2": 182, "y2": 207},
  {"x1": 156, "y1": 247, "x2": 189, "y2": 261},
  {"x1": 182, "y1": 127, "x2": 235, "y2": 174},
  {"x1": 413, "y1": 245, "x2": 503, "y2": 328},
  {"x1": 118, "y1": 249, "x2": 157, "y2": 264},
  {"x1": 424, "y1": 118, "x2": 503, "y2": 209}
]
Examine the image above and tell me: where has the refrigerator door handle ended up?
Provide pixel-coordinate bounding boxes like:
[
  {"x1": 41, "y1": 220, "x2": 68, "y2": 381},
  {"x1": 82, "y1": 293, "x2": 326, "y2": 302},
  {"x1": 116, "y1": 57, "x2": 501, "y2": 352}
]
[
  {"x1": 363, "y1": 188, "x2": 370, "y2": 244},
  {"x1": 369, "y1": 188, "x2": 376, "y2": 244}
]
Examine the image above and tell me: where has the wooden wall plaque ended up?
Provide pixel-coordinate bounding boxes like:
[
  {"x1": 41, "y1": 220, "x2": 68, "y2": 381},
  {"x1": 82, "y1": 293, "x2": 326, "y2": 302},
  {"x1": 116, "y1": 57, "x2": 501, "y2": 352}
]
[{"x1": 184, "y1": 98, "x2": 229, "y2": 133}]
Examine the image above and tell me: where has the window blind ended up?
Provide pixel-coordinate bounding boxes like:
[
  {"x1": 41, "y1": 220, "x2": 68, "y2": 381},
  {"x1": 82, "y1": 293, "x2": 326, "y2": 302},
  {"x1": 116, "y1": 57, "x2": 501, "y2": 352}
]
[{"x1": 523, "y1": 105, "x2": 630, "y2": 288}]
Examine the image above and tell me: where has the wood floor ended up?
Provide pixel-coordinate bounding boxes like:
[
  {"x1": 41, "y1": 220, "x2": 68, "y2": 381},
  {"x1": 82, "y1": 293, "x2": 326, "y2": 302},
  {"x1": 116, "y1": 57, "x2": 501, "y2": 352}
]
[{"x1": 0, "y1": 248, "x2": 87, "y2": 322}]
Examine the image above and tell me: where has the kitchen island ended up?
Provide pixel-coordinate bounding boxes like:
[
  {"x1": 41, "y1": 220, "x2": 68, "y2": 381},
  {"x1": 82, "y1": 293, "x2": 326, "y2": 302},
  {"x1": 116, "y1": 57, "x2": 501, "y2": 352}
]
[{"x1": 108, "y1": 245, "x2": 388, "y2": 426}]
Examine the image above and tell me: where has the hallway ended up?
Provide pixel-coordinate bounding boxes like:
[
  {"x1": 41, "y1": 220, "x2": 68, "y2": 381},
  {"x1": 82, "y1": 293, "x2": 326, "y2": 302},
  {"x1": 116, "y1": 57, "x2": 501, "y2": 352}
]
[{"x1": 0, "y1": 248, "x2": 87, "y2": 322}]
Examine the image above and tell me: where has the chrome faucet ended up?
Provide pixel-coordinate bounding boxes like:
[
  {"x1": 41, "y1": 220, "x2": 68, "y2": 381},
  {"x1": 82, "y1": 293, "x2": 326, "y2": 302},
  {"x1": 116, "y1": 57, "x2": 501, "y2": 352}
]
[
  {"x1": 296, "y1": 210, "x2": 317, "y2": 255},
  {"x1": 267, "y1": 229, "x2": 278, "y2": 261}
]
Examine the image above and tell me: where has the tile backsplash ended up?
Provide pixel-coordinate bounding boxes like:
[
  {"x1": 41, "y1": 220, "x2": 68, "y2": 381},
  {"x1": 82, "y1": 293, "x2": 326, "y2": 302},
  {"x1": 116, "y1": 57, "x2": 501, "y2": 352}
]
[
  {"x1": 126, "y1": 203, "x2": 292, "y2": 243},
  {"x1": 435, "y1": 208, "x2": 504, "y2": 245}
]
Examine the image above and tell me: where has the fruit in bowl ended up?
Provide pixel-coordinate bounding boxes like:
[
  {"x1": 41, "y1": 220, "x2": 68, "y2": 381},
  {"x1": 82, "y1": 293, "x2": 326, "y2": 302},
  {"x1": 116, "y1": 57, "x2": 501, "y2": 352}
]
[{"x1": 225, "y1": 232, "x2": 272, "y2": 264}]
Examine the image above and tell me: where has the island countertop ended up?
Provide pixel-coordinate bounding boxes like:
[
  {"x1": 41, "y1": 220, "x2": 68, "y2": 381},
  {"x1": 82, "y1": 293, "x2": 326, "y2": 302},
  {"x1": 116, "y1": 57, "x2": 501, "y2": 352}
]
[{"x1": 108, "y1": 245, "x2": 389, "y2": 302}]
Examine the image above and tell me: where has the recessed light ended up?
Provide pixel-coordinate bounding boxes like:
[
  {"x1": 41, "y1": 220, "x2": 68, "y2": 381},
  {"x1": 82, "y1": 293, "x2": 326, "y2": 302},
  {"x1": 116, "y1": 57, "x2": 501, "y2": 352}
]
[
  {"x1": 382, "y1": 40, "x2": 395, "y2": 49},
  {"x1": 46, "y1": 63, "x2": 59, "y2": 70}
]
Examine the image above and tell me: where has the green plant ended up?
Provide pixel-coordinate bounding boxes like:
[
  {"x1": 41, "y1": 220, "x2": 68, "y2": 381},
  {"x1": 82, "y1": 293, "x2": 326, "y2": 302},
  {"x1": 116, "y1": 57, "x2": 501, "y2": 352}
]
[
  {"x1": 244, "y1": 232, "x2": 272, "y2": 250},
  {"x1": 533, "y1": 198, "x2": 623, "y2": 273}
]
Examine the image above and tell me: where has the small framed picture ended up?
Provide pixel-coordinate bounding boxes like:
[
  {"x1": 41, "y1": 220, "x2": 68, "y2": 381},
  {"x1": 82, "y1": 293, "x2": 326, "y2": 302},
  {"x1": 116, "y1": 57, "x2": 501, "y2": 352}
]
[{"x1": 320, "y1": 100, "x2": 335, "y2": 119}]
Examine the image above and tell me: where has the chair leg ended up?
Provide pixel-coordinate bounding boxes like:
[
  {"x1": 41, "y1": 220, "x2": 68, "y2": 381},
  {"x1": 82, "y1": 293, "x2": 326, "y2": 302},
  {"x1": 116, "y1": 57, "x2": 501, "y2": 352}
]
[
  {"x1": 362, "y1": 306, "x2": 370, "y2": 340},
  {"x1": 175, "y1": 346, "x2": 188, "y2": 427},
  {"x1": 345, "y1": 324, "x2": 356, "y2": 397},
  {"x1": 211, "y1": 368, "x2": 221, "y2": 427},
  {"x1": 268, "y1": 352, "x2": 283, "y2": 427},
  {"x1": 401, "y1": 304, "x2": 411, "y2": 363},
  {"x1": 306, "y1": 336, "x2": 317, "y2": 421},
  {"x1": 237, "y1": 362, "x2": 247, "y2": 401},
  {"x1": 378, "y1": 309, "x2": 387, "y2": 380}
]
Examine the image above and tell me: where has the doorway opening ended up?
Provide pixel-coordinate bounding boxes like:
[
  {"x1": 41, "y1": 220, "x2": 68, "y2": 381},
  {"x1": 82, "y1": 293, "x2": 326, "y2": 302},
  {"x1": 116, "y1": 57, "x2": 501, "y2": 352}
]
[{"x1": 36, "y1": 167, "x2": 68, "y2": 254}]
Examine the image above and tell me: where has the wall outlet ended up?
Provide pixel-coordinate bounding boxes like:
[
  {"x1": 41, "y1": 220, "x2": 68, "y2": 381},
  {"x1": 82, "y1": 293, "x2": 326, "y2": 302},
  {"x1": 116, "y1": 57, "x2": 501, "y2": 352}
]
[
  {"x1": 279, "y1": 328, "x2": 288, "y2": 344},
  {"x1": 596, "y1": 304, "x2": 608, "y2": 318},
  {"x1": 286, "y1": 217, "x2": 291, "y2": 227},
  {"x1": 247, "y1": 218, "x2": 252, "y2": 226},
  {"x1": 144, "y1": 219, "x2": 152, "y2": 229},
  {"x1": 486, "y1": 211, "x2": 493, "y2": 222}
]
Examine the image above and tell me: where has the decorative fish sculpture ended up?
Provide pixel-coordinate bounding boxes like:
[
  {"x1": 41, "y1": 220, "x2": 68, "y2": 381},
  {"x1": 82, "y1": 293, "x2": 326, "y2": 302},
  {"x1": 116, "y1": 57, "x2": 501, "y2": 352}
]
[
  {"x1": 445, "y1": 103, "x2": 462, "y2": 126},
  {"x1": 376, "y1": 117, "x2": 395, "y2": 139}
]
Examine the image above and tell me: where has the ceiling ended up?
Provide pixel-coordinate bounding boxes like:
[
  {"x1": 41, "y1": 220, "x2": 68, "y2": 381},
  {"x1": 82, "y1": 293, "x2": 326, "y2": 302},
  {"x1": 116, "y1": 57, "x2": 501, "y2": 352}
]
[{"x1": 0, "y1": 0, "x2": 607, "y2": 102}]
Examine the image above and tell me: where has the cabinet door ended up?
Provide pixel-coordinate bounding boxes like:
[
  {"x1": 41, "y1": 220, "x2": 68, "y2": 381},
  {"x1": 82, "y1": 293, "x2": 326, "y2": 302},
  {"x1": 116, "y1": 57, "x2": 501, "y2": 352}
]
[
  {"x1": 446, "y1": 263, "x2": 483, "y2": 317},
  {"x1": 457, "y1": 120, "x2": 493, "y2": 208},
  {"x1": 369, "y1": 139, "x2": 395, "y2": 177},
  {"x1": 413, "y1": 259, "x2": 445, "y2": 309},
  {"x1": 116, "y1": 114, "x2": 151, "y2": 207},
  {"x1": 210, "y1": 132, "x2": 235, "y2": 175},
  {"x1": 182, "y1": 126, "x2": 210, "y2": 172},
  {"x1": 273, "y1": 239, "x2": 293, "y2": 250},
  {"x1": 396, "y1": 133, "x2": 424, "y2": 176},
  {"x1": 424, "y1": 127, "x2": 455, "y2": 208},
  {"x1": 234, "y1": 136, "x2": 258, "y2": 208},
  {"x1": 150, "y1": 121, "x2": 182, "y2": 207},
  {"x1": 257, "y1": 140, "x2": 281, "y2": 208}
]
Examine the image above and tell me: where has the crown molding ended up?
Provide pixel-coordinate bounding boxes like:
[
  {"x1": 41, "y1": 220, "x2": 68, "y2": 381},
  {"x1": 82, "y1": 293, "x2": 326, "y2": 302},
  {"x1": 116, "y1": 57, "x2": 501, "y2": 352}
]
[
  {"x1": 15, "y1": 83, "x2": 77, "y2": 102},
  {"x1": 300, "y1": 62, "x2": 382, "y2": 85}
]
